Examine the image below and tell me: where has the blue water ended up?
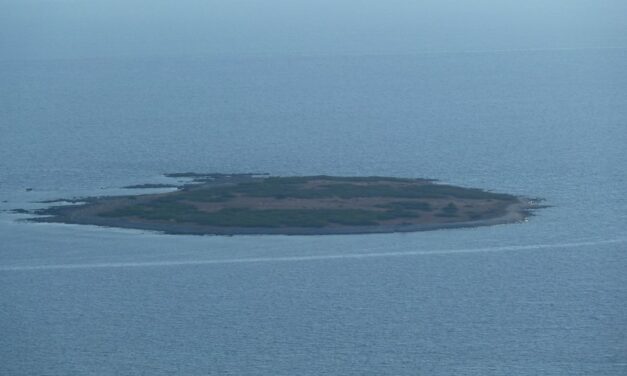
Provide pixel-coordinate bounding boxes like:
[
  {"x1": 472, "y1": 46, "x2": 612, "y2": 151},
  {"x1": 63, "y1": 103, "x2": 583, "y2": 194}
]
[{"x1": 1, "y1": 49, "x2": 626, "y2": 375}]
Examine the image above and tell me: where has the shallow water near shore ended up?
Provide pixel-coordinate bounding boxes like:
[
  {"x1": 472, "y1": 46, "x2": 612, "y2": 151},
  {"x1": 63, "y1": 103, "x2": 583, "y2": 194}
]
[{"x1": 1, "y1": 50, "x2": 627, "y2": 375}]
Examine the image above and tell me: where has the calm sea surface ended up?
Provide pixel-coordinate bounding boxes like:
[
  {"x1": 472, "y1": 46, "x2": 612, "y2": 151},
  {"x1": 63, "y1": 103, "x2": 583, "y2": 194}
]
[{"x1": 1, "y1": 50, "x2": 626, "y2": 375}]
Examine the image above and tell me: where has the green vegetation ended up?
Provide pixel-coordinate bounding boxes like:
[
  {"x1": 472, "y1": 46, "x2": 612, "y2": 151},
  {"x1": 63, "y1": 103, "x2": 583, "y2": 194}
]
[
  {"x1": 377, "y1": 201, "x2": 433, "y2": 211},
  {"x1": 100, "y1": 201, "x2": 198, "y2": 221},
  {"x1": 67, "y1": 174, "x2": 523, "y2": 230},
  {"x1": 100, "y1": 201, "x2": 419, "y2": 228},
  {"x1": 436, "y1": 202, "x2": 460, "y2": 217},
  {"x1": 182, "y1": 177, "x2": 516, "y2": 201}
]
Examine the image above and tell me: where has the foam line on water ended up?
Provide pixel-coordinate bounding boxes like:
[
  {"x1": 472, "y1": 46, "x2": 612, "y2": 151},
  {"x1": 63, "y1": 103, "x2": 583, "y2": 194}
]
[{"x1": 1, "y1": 238, "x2": 625, "y2": 272}]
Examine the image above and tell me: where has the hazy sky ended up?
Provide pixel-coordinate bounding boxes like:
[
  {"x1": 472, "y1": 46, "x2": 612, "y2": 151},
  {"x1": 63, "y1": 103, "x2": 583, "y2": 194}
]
[{"x1": 1, "y1": 0, "x2": 626, "y2": 60}]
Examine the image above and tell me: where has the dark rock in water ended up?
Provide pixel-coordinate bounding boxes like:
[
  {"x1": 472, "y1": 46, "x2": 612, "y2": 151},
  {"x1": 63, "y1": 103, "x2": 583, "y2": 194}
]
[
  {"x1": 123, "y1": 183, "x2": 178, "y2": 189},
  {"x1": 164, "y1": 172, "x2": 269, "y2": 184},
  {"x1": 164, "y1": 172, "x2": 217, "y2": 178},
  {"x1": 25, "y1": 188, "x2": 33, "y2": 192},
  {"x1": 37, "y1": 198, "x2": 85, "y2": 204}
]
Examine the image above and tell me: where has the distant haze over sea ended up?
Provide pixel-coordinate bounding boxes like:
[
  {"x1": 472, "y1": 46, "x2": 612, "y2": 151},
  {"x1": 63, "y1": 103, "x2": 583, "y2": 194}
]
[{"x1": 1, "y1": 0, "x2": 626, "y2": 60}]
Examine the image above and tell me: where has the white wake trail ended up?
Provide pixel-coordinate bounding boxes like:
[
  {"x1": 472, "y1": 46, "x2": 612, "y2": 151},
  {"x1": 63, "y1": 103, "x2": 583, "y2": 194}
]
[{"x1": 1, "y1": 238, "x2": 625, "y2": 272}]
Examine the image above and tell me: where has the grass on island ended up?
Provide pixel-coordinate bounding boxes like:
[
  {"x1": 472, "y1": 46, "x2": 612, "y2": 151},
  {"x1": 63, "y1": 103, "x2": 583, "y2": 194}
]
[
  {"x1": 93, "y1": 176, "x2": 516, "y2": 228},
  {"x1": 177, "y1": 176, "x2": 515, "y2": 201},
  {"x1": 101, "y1": 203, "x2": 417, "y2": 228}
]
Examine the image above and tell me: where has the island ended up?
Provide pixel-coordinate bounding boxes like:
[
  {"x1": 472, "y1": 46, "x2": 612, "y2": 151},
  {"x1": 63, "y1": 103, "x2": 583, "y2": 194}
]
[{"x1": 27, "y1": 173, "x2": 542, "y2": 235}]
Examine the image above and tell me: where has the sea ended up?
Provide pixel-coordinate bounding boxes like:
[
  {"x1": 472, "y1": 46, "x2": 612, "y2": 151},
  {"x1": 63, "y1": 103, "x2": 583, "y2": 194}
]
[{"x1": 1, "y1": 49, "x2": 626, "y2": 375}]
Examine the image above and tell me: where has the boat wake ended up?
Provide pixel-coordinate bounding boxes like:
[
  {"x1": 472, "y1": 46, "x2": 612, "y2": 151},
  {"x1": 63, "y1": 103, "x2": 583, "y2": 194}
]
[{"x1": 1, "y1": 238, "x2": 625, "y2": 272}]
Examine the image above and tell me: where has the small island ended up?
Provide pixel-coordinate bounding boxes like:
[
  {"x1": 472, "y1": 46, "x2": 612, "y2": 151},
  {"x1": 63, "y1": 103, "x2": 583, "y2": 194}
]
[{"x1": 28, "y1": 174, "x2": 541, "y2": 235}]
